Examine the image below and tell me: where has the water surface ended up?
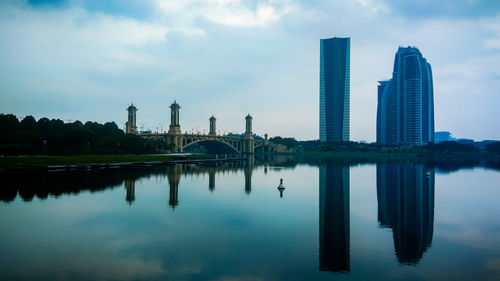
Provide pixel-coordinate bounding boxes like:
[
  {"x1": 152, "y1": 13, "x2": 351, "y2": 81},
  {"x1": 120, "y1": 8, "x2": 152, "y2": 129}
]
[{"x1": 1, "y1": 156, "x2": 500, "y2": 281}]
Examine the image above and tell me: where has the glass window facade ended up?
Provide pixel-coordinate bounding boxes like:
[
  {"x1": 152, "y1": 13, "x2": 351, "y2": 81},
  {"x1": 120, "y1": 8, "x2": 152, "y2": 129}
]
[
  {"x1": 377, "y1": 47, "x2": 434, "y2": 146},
  {"x1": 319, "y1": 37, "x2": 350, "y2": 142}
]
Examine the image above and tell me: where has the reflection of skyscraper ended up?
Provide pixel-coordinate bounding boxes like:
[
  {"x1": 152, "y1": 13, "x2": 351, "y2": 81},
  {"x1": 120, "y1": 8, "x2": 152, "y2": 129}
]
[
  {"x1": 319, "y1": 163, "x2": 350, "y2": 272},
  {"x1": 319, "y1": 37, "x2": 350, "y2": 142},
  {"x1": 167, "y1": 165, "x2": 181, "y2": 209},
  {"x1": 124, "y1": 179, "x2": 135, "y2": 205},
  {"x1": 377, "y1": 163, "x2": 435, "y2": 264}
]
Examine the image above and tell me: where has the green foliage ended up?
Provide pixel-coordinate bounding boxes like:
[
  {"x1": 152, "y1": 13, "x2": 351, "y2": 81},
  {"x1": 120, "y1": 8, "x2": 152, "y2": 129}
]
[
  {"x1": 0, "y1": 114, "x2": 19, "y2": 130},
  {"x1": 485, "y1": 142, "x2": 500, "y2": 153},
  {"x1": 424, "y1": 141, "x2": 479, "y2": 153},
  {"x1": 269, "y1": 136, "x2": 300, "y2": 149},
  {"x1": 0, "y1": 114, "x2": 169, "y2": 155}
]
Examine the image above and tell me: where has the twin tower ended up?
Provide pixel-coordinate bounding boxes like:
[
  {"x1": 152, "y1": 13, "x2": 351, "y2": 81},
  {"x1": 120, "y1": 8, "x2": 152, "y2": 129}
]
[
  {"x1": 319, "y1": 37, "x2": 434, "y2": 146},
  {"x1": 126, "y1": 101, "x2": 256, "y2": 153}
]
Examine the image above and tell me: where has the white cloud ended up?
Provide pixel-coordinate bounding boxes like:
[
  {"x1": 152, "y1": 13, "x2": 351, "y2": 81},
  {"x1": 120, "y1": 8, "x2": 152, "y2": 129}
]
[{"x1": 155, "y1": 0, "x2": 294, "y2": 27}]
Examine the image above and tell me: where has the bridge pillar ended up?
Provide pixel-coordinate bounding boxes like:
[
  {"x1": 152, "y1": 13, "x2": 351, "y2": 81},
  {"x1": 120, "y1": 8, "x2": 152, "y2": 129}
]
[
  {"x1": 209, "y1": 115, "x2": 216, "y2": 136},
  {"x1": 126, "y1": 103, "x2": 138, "y2": 134},
  {"x1": 243, "y1": 114, "x2": 254, "y2": 153},
  {"x1": 167, "y1": 101, "x2": 183, "y2": 152}
]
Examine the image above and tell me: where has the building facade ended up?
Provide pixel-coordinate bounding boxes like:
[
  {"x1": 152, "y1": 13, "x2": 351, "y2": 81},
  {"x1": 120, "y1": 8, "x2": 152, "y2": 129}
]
[
  {"x1": 320, "y1": 37, "x2": 350, "y2": 142},
  {"x1": 377, "y1": 47, "x2": 434, "y2": 146}
]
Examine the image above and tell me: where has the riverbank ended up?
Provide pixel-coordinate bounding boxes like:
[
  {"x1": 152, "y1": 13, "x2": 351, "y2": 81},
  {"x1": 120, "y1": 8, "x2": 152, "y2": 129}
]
[
  {"x1": 0, "y1": 154, "x2": 215, "y2": 169},
  {"x1": 297, "y1": 150, "x2": 500, "y2": 161}
]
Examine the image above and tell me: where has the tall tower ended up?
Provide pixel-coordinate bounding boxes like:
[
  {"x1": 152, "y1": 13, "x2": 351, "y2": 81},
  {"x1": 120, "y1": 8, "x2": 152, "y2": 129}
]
[
  {"x1": 126, "y1": 104, "x2": 138, "y2": 134},
  {"x1": 377, "y1": 47, "x2": 434, "y2": 146},
  {"x1": 243, "y1": 114, "x2": 254, "y2": 153},
  {"x1": 319, "y1": 37, "x2": 350, "y2": 142},
  {"x1": 209, "y1": 115, "x2": 216, "y2": 135},
  {"x1": 168, "y1": 101, "x2": 181, "y2": 134},
  {"x1": 167, "y1": 101, "x2": 183, "y2": 152}
]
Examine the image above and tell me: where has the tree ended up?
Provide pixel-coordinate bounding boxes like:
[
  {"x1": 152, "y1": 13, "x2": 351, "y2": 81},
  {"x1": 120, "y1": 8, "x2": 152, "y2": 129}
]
[
  {"x1": 0, "y1": 114, "x2": 19, "y2": 130},
  {"x1": 425, "y1": 141, "x2": 479, "y2": 153},
  {"x1": 20, "y1": 116, "x2": 37, "y2": 131},
  {"x1": 486, "y1": 142, "x2": 500, "y2": 153},
  {"x1": 269, "y1": 136, "x2": 299, "y2": 149}
]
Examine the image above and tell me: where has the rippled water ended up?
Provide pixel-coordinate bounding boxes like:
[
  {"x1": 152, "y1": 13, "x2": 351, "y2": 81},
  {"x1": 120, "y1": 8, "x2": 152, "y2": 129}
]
[{"x1": 1, "y1": 156, "x2": 500, "y2": 281}]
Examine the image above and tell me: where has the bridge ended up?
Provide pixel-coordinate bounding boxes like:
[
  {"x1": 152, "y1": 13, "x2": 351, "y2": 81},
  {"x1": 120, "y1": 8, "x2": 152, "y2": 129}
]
[{"x1": 130, "y1": 101, "x2": 281, "y2": 153}]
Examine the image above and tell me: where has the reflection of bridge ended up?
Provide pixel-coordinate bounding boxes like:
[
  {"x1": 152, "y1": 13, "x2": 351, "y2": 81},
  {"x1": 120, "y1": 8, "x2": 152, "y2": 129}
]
[
  {"x1": 134, "y1": 101, "x2": 280, "y2": 153},
  {"x1": 122, "y1": 158, "x2": 257, "y2": 208}
]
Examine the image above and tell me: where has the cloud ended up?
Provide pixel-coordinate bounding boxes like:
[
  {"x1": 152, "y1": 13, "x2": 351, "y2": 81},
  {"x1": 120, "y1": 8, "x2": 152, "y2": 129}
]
[
  {"x1": 0, "y1": 0, "x2": 499, "y2": 140},
  {"x1": 381, "y1": 0, "x2": 500, "y2": 19},
  {"x1": 28, "y1": 0, "x2": 68, "y2": 8},
  {"x1": 155, "y1": 0, "x2": 295, "y2": 27}
]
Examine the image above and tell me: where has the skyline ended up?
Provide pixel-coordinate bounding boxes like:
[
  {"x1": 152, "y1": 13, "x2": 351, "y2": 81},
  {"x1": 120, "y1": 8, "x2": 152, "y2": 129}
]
[{"x1": 1, "y1": 0, "x2": 500, "y2": 141}]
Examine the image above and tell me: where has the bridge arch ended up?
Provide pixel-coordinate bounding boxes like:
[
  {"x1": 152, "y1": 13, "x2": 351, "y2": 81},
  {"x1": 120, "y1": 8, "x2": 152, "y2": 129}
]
[{"x1": 183, "y1": 139, "x2": 240, "y2": 154}]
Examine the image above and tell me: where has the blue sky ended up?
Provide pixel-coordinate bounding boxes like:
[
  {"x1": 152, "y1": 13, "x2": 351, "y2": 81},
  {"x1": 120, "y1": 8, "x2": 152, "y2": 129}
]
[{"x1": 1, "y1": 0, "x2": 499, "y2": 141}]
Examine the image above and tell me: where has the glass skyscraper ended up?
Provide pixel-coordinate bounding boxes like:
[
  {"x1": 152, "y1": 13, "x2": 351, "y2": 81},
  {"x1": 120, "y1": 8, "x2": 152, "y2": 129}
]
[
  {"x1": 377, "y1": 47, "x2": 434, "y2": 146},
  {"x1": 320, "y1": 37, "x2": 350, "y2": 142}
]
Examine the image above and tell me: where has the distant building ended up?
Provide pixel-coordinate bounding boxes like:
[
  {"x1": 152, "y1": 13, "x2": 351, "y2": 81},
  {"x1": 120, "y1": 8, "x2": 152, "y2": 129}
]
[
  {"x1": 377, "y1": 47, "x2": 434, "y2": 146},
  {"x1": 126, "y1": 104, "x2": 138, "y2": 134},
  {"x1": 320, "y1": 37, "x2": 350, "y2": 142},
  {"x1": 434, "y1": 131, "x2": 455, "y2": 143}
]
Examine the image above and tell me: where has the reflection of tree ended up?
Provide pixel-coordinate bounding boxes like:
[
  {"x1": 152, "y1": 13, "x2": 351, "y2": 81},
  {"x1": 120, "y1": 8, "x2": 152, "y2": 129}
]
[
  {"x1": 0, "y1": 169, "x2": 131, "y2": 202},
  {"x1": 377, "y1": 163, "x2": 435, "y2": 265},
  {"x1": 319, "y1": 163, "x2": 350, "y2": 273}
]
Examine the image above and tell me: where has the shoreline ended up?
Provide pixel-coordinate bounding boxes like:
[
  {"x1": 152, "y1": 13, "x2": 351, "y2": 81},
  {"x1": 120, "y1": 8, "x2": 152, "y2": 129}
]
[
  {"x1": 1, "y1": 151, "x2": 499, "y2": 170},
  {"x1": 0, "y1": 154, "x2": 237, "y2": 170}
]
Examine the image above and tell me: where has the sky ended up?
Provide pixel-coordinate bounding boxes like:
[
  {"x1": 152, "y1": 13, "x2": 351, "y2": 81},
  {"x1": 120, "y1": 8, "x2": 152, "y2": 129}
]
[{"x1": 0, "y1": 0, "x2": 499, "y2": 141}]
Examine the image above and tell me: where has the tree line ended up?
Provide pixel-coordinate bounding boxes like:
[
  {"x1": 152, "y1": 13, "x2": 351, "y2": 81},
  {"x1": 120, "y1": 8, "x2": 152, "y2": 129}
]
[
  {"x1": 0, "y1": 114, "x2": 169, "y2": 155},
  {"x1": 269, "y1": 136, "x2": 500, "y2": 153}
]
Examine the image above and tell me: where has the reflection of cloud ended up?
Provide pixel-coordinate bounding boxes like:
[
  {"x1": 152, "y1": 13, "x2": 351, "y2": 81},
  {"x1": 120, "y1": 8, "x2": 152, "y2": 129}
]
[
  {"x1": 486, "y1": 258, "x2": 500, "y2": 273},
  {"x1": 438, "y1": 224, "x2": 500, "y2": 251},
  {"x1": 214, "y1": 276, "x2": 268, "y2": 281}
]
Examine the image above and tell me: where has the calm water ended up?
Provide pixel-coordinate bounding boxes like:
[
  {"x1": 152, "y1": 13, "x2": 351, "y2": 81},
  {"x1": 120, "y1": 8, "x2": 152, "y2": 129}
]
[{"x1": 1, "y1": 156, "x2": 500, "y2": 281}]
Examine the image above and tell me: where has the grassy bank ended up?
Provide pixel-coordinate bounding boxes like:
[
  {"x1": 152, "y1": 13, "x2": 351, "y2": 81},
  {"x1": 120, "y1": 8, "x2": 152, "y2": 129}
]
[{"x1": 0, "y1": 154, "x2": 210, "y2": 169}]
